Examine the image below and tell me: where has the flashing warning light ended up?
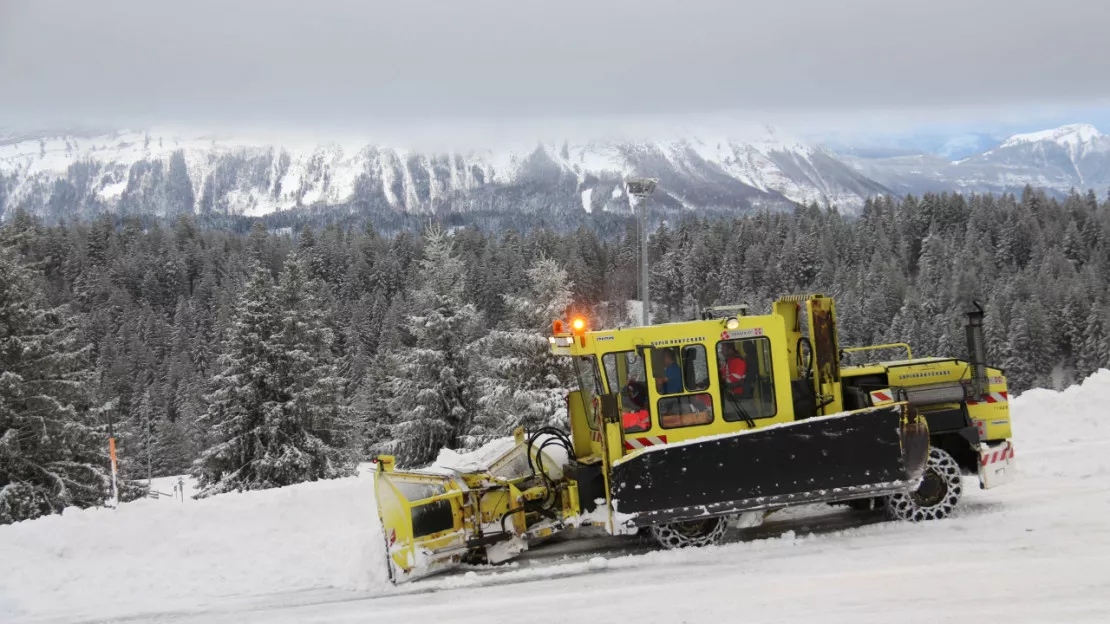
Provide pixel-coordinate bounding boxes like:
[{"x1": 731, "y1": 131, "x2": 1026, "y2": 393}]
[
  {"x1": 552, "y1": 320, "x2": 565, "y2": 334},
  {"x1": 572, "y1": 318, "x2": 586, "y2": 332}
]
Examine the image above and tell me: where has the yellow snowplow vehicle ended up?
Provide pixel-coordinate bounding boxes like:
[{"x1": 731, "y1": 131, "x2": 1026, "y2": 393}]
[{"x1": 374, "y1": 295, "x2": 1015, "y2": 582}]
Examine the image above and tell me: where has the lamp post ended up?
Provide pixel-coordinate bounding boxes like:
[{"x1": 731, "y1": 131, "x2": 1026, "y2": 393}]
[{"x1": 625, "y1": 178, "x2": 658, "y2": 326}]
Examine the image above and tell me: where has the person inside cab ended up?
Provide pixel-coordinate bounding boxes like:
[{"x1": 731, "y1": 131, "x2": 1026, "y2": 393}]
[
  {"x1": 655, "y1": 348, "x2": 683, "y2": 395},
  {"x1": 622, "y1": 377, "x2": 650, "y2": 432},
  {"x1": 719, "y1": 341, "x2": 748, "y2": 398}
]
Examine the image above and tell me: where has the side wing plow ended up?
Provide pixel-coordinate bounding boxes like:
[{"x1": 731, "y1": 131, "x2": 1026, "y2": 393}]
[{"x1": 610, "y1": 404, "x2": 929, "y2": 527}]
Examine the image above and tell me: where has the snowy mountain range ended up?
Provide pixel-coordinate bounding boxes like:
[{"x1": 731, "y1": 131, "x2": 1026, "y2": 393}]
[
  {"x1": 1, "y1": 124, "x2": 1107, "y2": 223},
  {"x1": 844, "y1": 123, "x2": 1110, "y2": 198}
]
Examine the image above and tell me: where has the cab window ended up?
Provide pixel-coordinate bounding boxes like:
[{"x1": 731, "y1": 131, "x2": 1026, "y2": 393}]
[
  {"x1": 716, "y1": 337, "x2": 777, "y2": 422},
  {"x1": 682, "y1": 345, "x2": 710, "y2": 391},
  {"x1": 658, "y1": 393, "x2": 714, "y2": 429},
  {"x1": 602, "y1": 351, "x2": 651, "y2": 433},
  {"x1": 572, "y1": 355, "x2": 602, "y2": 431},
  {"x1": 653, "y1": 344, "x2": 715, "y2": 429}
]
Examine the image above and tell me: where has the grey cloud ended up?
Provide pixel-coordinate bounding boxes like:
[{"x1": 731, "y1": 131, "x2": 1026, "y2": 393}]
[{"x1": 2, "y1": 0, "x2": 1109, "y2": 133}]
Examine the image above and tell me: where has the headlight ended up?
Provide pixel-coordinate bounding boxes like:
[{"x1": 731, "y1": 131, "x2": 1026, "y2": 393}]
[{"x1": 725, "y1": 318, "x2": 740, "y2": 330}]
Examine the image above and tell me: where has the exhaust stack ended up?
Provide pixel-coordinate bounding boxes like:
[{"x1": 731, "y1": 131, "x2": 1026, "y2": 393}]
[{"x1": 965, "y1": 301, "x2": 989, "y2": 400}]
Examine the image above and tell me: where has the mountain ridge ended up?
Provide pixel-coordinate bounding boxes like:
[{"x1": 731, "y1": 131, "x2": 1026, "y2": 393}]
[
  {"x1": 2, "y1": 123, "x2": 1107, "y2": 224},
  {"x1": 0, "y1": 129, "x2": 889, "y2": 221}
]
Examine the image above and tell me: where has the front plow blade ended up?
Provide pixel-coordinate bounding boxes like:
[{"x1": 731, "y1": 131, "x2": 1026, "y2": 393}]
[
  {"x1": 374, "y1": 468, "x2": 468, "y2": 583},
  {"x1": 611, "y1": 404, "x2": 928, "y2": 527}
]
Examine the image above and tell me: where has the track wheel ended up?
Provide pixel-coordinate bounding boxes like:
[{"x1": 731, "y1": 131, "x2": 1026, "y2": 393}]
[
  {"x1": 649, "y1": 517, "x2": 728, "y2": 549},
  {"x1": 886, "y1": 447, "x2": 963, "y2": 522}
]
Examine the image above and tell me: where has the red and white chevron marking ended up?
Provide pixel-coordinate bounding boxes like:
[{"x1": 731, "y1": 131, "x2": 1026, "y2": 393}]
[
  {"x1": 624, "y1": 435, "x2": 668, "y2": 450},
  {"x1": 590, "y1": 430, "x2": 603, "y2": 443},
  {"x1": 870, "y1": 389, "x2": 893, "y2": 404},
  {"x1": 981, "y1": 443, "x2": 1014, "y2": 466},
  {"x1": 967, "y1": 391, "x2": 1008, "y2": 406}
]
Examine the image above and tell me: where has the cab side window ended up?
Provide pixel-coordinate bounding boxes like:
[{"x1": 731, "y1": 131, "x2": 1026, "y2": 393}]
[
  {"x1": 653, "y1": 344, "x2": 714, "y2": 429},
  {"x1": 716, "y1": 337, "x2": 777, "y2": 422}
]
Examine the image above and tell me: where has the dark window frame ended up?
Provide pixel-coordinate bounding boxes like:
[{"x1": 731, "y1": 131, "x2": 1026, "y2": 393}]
[
  {"x1": 715, "y1": 336, "x2": 778, "y2": 422},
  {"x1": 652, "y1": 346, "x2": 686, "y2": 396},
  {"x1": 681, "y1": 344, "x2": 711, "y2": 392}
]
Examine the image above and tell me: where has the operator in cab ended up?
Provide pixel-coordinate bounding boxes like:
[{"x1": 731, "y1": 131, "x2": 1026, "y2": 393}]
[{"x1": 655, "y1": 349, "x2": 684, "y2": 394}]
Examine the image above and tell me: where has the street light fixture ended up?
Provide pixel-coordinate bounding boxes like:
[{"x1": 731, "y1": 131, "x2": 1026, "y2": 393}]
[{"x1": 625, "y1": 177, "x2": 658, "y2": 326}]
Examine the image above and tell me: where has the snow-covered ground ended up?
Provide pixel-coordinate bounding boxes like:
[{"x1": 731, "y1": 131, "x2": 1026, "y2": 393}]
[{"x1": 3, "y1": 371, "x2": 1110, "y2": 623}]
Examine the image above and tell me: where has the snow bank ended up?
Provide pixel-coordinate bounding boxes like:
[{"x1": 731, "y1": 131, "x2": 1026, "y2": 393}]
[
  {"x1": 0, "y1": 472, "x2": 388, "y2": 621},
  {"x1": 1009, "y1": 368, "x2": 1110, "y2": 478},
  {"x1": 431, "y1": 437, "x2": 518, "y2": 473},
  {"x1": 430, "y1": 434, "x2": 569, "y2": 476},
  {"x1": 1011, "y1": 368, "x2": 1108, "y2": 446}
]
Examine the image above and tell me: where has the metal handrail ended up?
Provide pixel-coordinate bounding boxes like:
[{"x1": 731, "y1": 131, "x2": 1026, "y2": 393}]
[{"x1": 842, "y1": 343, "x2": 913, "y2": 360}]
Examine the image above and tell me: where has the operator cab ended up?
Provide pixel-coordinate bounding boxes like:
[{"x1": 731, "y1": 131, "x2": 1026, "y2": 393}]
[{"x1": 554, "y1": 295, "x2": 848, "y2": 462}]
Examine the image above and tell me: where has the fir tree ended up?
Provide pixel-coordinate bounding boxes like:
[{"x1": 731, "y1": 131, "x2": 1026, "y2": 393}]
[
  {"x1": 0, "y1": 243, "x2": 108, "y2": 523},
  {"x1": 193, "y1": 257, "x2": 356, "y2": 496},
  {"x1": 382, "y1": 228, "x2": 483, "y2": 467},
  {"x1": 471, "y1": 256, "x2": 575, "y2": 439}
]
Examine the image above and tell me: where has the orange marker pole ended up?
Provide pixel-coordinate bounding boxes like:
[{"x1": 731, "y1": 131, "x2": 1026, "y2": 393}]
[{"x1": 108, "y1": 437, "x2": 119, "y2": 508}]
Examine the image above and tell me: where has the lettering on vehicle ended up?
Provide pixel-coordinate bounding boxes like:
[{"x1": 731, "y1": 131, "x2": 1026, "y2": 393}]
[
  {"x1": 596, "y1": 335, "x2": 615, "y2": 341},
  {"x1": 897, "y1": 370, "x2": 949, "y2": 380},
  {"x1": 650, "y1": 336, "x2": 706, "y2": 346},
  {"x1": 991, "y1": 420, "x2": 1009, "y2": 425},
  {"x1": 720, "y1": 328, "x2": 764, "y2": 340}
]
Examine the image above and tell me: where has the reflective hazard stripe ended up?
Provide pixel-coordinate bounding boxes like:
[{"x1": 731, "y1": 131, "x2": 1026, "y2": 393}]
[
  {"x1": 981, "y1": 443, "x2": 1015, "y2": 466},
  {"x1": 590, "y1": 431, "x2": 603, "y2": 443},
  {"x1": 624, "y1": 435, "x2": 668, "y2": 450},
  {"x1": 968, "y1": 391, "x2": 1008, "y2": 406},
  {"x1": 870, "y1": 389, "x2": 893, "y2": 404}
]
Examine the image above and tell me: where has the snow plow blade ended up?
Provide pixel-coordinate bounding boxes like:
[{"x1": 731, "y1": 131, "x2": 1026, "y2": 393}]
[
  {"x1": 610, "y1": 404, "x2": 929, "y2": 527},
  {"x1": 373, "y1": 458, "x2": 470, "y2": 583}
]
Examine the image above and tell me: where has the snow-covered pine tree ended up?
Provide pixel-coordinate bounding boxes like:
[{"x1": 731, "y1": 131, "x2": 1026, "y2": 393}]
[
  {"x1": 0, "y1": 242, "x2": 108, "y2": 523},
  {"x1": 269, "y1": 254, "x2": 357, "y2": 483},
  {"x1": 193, "y1": 256, "x2": 356, "y2": 497},
  {"x1": 193, "y1": 263, "x2": 281, "y2": 495},
  {"x1": 470, "y1": 256, "x2": 575, "y2": 441},
  {"x1": 382, "y1": 228, "x2": 483, "y2": 467}
]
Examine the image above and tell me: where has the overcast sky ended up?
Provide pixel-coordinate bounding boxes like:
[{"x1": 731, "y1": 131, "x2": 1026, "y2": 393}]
[{"x1": 2, "y1": 0, "x2": 1110, "y2": 143}]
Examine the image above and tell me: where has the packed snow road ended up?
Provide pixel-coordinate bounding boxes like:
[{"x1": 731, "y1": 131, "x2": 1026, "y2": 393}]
[{"x1": 3, "y1": 372, "x2": 1110, "y2": 623}]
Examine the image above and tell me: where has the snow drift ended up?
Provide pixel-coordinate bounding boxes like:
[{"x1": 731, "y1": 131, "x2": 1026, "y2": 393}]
[
  {"x1": 0, "y1": 470, "x2": 388, "y2": 621},
  {"x1": 1, "y1": 370, "x2": 1109, "y2": 623}
]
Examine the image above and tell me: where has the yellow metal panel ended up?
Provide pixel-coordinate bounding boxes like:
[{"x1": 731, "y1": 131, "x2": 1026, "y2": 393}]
[
  {"x1": 772, "y1": 299, "x2": 804, "y2": 381},
  {"x1": 806, "y1": 296, "x2": 844, "y2": 414},
  {"x1": 969, "y1": 369, "x2": 1012, "y2": 441},
  {"x1": 887, "y1": 360, "x2": 967, "y2": 387},
  {"x1": 566, "y1": 390, "x2": 594, "y2": 460},
  {"x1": 374, "y1": 469, "x2": 469, "y2": 580}
]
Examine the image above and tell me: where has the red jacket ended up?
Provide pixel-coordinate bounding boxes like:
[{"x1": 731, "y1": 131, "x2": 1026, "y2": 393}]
[
  {"x1": 720, "y1": 356, "x2": 747, "y2": 394},
  {"x1": 622, "y1": 409, "x2": 650, "y2": 432}
]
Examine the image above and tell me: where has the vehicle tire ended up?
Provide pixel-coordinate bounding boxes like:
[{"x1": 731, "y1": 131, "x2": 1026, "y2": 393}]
[
  {"x1": 885, "y1": 447, "x2": 963, "y2": 522},
  {"x1": 649, "y1": 517, "x2": 728, "y2": 549}
]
